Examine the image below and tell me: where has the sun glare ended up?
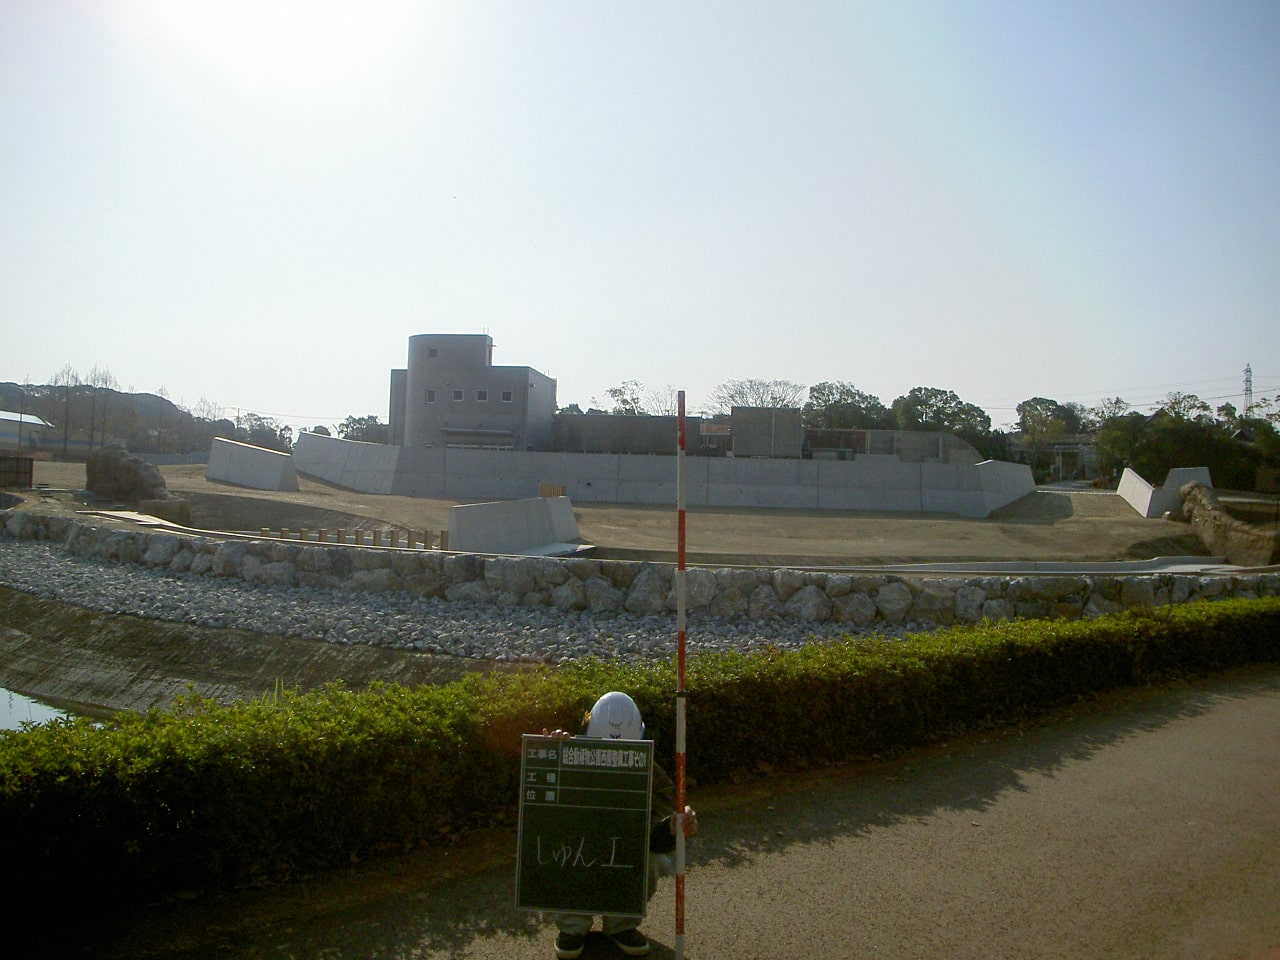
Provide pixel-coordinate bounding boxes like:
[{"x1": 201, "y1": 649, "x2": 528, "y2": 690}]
[{"x1": 125, "y1": 0, "x2": 427, "y2": 109}]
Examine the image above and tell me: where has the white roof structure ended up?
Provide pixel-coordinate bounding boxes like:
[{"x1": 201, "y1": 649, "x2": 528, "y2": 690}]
[{"x1": 0, "y1": 410, "x2": 52, "y2": 428}]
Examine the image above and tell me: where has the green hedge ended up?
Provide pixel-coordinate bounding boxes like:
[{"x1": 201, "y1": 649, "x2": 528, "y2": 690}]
[{"x1": 2, "y1": 597, "x2": 1277, "y2": 923}]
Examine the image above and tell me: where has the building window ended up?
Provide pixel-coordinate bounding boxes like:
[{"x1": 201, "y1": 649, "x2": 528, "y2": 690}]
[
  {"x1": 476, "y1": 390, "x2": 488, "y2": 402},
  {"x1": 501, "y1": 390, "x2": 514, "y2": 403},
  {"x1": 452, "y1": 389, "x2": 464, "y2": 402},
  {"x1": 425, "y1": 389, "x2": 436, "y2": 403}
]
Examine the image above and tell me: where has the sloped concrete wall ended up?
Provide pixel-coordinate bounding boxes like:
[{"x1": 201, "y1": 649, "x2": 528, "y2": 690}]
[
  {"x1": 975, "y1": 460, "x2": 1039, "y2": 516},
  {"x1": 1119, "y1": 466, "x2": 1213, "y2": 518},
  {"x1": 294, "y1": 431, "x2": 400, "y2": 494},
  {"x1": 447, "y1": 496, "x2": 579, "y2": 555},
  {"x1": 205, "y1": 438, "x2": 299, "y2": 492}
]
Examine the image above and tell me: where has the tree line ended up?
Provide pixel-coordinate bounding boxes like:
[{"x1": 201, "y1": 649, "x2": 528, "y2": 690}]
[
  {"x1": 6, "y1": 368, "x2": 1278, "y2": 489},
  {"x1": 0, "y1": 367, "x2": 389, "y2": 456},
  {"x1": 569, "y1": 377, "x2": 1280, "y2": 488}
]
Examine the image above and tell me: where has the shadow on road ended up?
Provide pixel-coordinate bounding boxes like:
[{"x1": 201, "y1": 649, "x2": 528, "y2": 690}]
[{"x1": 87, "y1": 667, "x2": 1279, "y2": 960}]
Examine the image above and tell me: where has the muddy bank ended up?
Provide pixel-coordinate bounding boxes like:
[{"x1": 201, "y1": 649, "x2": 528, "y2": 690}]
[{"x1": 0, "y1": 587, "x2": 518, "y2": 716}]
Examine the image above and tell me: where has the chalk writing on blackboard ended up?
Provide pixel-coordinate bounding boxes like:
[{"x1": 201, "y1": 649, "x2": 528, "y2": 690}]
[
  {"x1": 516, "y1": 734, "x2": 654, "y2": 917},
  {"x1": 535, "y1": 835, "x2": 636, "y2": 869}
]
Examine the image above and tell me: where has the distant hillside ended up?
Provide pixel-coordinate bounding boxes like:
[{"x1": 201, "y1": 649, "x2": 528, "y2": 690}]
[{"x1": 1, "y1": 381, "x2": 236, "y2": 456}]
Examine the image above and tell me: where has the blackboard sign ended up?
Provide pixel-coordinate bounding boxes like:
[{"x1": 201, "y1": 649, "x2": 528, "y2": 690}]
[{"x1": 515, "y1": 734, "x2": 654, "y2": 917}]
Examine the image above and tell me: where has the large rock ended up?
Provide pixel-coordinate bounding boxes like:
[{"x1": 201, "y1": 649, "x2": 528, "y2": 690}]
[
  {"x1": 86, "y1": 446, "x2": 171, "y2": 502},
  {"x1": 624, "y1": 565, "x2": 670, "y2": 616},
  {"x1": 785, "y1": 584, "x2": 832, "y2": 622},
  {"x1": 876, "y1": 581, "x2": 913, "y2": 624}
]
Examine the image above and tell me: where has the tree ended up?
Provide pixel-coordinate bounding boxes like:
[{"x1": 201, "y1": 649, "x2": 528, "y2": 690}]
[
  {"x1": 802, "y1": 382, "x2": 893, "y2": 430},
  {"x1": 1252, "y1": 394, "x2": 1279, "y2": 424},
  {"x1": 558, "y1": 403, "x2": 585, "y2": 416},
  {"x1": 643, "y1": 384, "x2": 682, "y2": 417},
  {"x1": 86, "y1": 365, "x2": 118, "y2": 450},
  {"x1": 309, "y1": 424, "x2": 332, "y2": 436},
  {"x1": 708, "y1": 378, "x2": 806, "y2": 413},
  {"x1": 891, "y1": 387, "x2": 990, "y2": 434},
  {"x1": 1094, "y1": 412, "x2": 1146, "y2": 479},
  {"x1": 605, "y1": 379, "x2": 647, "y2": 416},
  {"x1": 948, "y1": 401, "x2": 993, "y2": 435},
  {"x1": 337, "y1": 415, "x2": 389, "y2": 444},
  {"x1": 1129, "y1": 415, "x2": 1259, "y2": 490},
  {"x1": 192, "y1": 397, "x2": 223, "y2": 422},
  {"x1": 156, "y1": 386, "x2": 170, "y2": 454},
  {"x1": 49, "y1": 364, "x2": 80, "y2": 457},
  {"x1": 1216, "y1": 402, "x2": 1241, "y2": 431},
  {"x1": 1016, "y1": 397, "x2": 1072, "y2": 480},
  {"x1": 237, "y1": 412, "x2": 292, "y2": 452},
  {"x1": 1016, "y1": 397, "x2": 1071, "y2": 437},
  {"x1": 1059, "y1": 402, "x2": 1087, "y2": 434},
  {"x1": 1159, "y1": 391, "x2": 1212, "y2": 423},
  {"x1": 1090, "y1": 396, "x2": 1130, "y2": 425}
]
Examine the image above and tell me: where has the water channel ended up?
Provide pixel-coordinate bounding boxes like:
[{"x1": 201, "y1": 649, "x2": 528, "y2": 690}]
[{"x1": 2, "y1": 687, "x2": 70, "y2": 731}]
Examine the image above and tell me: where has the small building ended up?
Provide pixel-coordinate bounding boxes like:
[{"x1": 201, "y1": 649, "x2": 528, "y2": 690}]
[
  {"x1": 391, "y1": 334, "x2": 557, "y2": 451},
  {"x1": 0, "y1": 410, "x2": 50, "y2": 453},
  {"x1": 730, "y1": 406, "x2": 804, "y2": 458}
]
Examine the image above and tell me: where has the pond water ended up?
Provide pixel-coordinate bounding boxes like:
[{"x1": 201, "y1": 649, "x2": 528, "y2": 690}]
[{"x1": 2, "y1": 687, "x2": 69, "y2": 730}]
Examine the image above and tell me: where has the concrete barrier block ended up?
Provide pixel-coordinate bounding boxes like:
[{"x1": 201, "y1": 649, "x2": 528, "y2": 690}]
[
  {"x1": 448, "y1": 496, "x2": 578, "y2": 555},
  {"x1": 206, "y1": 438, "x2": 299, "y2": 492}
]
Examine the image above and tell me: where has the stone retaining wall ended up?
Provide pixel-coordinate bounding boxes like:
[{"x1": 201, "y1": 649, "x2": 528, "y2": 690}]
[{"x1": 4, "y1": 510, "x2": 1278, "y2": 631}]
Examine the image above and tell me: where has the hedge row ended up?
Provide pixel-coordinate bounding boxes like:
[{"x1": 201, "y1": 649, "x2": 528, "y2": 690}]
[{"x1": 2, "y1": 597, "x2": 1277, "y2": 923}]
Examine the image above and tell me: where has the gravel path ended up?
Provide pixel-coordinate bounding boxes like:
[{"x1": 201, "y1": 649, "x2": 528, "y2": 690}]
[{"x1": 0, "y1": 539, "x2": 890, "y2": 665}]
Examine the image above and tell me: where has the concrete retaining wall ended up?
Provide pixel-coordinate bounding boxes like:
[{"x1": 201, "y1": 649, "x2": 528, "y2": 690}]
[
  {"x1": 294, "y1": 431, "x2": 400, "y2": 494},
  {"x1": 447, "y1": 497, "x2": 580, "y2": 555},
  {"x1": 205, "y1": 438, "x2": 299, "y2": 492},
  {"x1": 5, "y1": 510, "x2": 1276, "y2": 638},
  {"x1": 1118, "y1": 466, "x2": 1213, "y2": 518},
  {"x1": 293, "y1": 436, "x2": 1035, "y2": 517}
]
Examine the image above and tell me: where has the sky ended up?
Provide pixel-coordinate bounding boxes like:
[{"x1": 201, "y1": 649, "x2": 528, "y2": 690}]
[{"x1": 2, "y1": 0, "x2": 1278, "y2": 436}]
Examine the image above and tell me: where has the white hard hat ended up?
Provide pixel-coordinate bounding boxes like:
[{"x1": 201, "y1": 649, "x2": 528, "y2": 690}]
[{"x1": 585, "y1": 691, "x2": 645, "y2": 740}]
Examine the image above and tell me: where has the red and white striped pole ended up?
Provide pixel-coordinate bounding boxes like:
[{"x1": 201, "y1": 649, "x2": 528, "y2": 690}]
[{"x1": 674, "y1": 390, "x2": 688, "y2": 960}]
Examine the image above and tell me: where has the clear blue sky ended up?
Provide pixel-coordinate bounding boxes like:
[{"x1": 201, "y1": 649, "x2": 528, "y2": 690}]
[{"x1": 3, "y1": 0, "x2": 1277, "y2": 435}]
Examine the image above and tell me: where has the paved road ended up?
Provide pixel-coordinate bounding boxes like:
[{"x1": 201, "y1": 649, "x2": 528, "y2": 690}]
[{"x1": 99, "y1": 666, "x2": 1280, "y2": 960}]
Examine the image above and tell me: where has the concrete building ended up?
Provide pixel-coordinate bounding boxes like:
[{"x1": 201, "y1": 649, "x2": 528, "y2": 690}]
[
  {"x1": 805, "y1": 427, "x2": 983, "y2": 464},
  {"x1": 731, "y1": 407, "x2": 804, "y2": 458},
  {"x1": 552, "y1": 413, "x2": 702, "y2": 455},
  {"x1": 391, "y1": 334, "x2": 556, "y2": 452},
  {"x1": 311, "y1": 333, "x2": 1036, "y2": 517}
]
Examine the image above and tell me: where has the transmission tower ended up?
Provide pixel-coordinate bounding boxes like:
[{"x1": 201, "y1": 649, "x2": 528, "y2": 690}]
[{"x1": 1244, "y1": 364, "x2": 1254, "y2": 417}]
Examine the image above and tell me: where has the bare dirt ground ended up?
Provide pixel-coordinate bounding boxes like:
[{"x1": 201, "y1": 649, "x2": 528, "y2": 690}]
[{"x1": 31, "y1": 460, "x2": 1208, "y2": 565}]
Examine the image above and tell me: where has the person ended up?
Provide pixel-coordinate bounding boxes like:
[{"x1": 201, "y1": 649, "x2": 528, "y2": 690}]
[{"x1": 543, "y1": 691, "x2": 697, "y2": 959}]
